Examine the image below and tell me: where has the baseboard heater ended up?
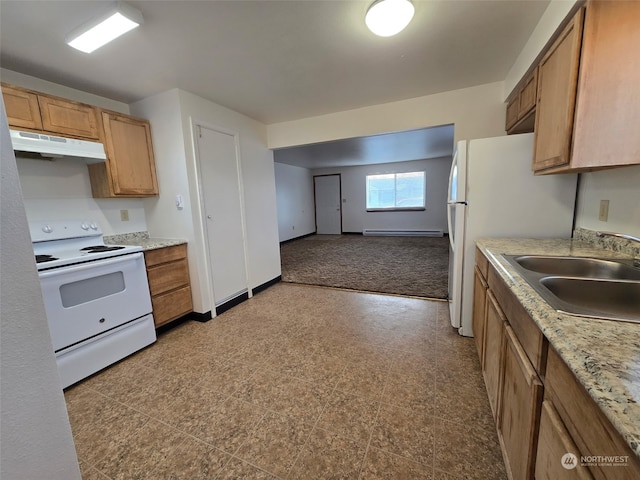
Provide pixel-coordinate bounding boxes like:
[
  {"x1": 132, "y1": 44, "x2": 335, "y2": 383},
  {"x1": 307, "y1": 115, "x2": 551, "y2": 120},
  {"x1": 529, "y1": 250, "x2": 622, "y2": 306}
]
[{"x1": 362, "y1": 229, "x2": 444, "y2": 237}]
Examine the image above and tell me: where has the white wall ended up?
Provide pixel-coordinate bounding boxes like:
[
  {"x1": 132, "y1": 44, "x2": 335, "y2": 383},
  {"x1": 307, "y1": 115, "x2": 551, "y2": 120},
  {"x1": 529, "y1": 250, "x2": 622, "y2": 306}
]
[
  {"x1": 267, "y1": 81, "x2": 506, "y2": 149},
  {"x1": 312, "y1": 157, "x2": 451, "y2": 234},
  {"x1": 131, "y1": 89, "x2": 282, "y2": 315},
  {"x1": 4, "y1": 69, "x2": 147, "y2": 234},
  {"x1": 274, "y1": 162, "x2": 316, "y2": 242},
  {"x1": 504, "y1": 0, "x2": 579, "y2": 99},
  {"x1": 1, "y1": 101, "x2": 81, "y2": 480},
  {"x1": 1, "y1": 68, "x2": 130, "y2": 113},
  {"x1": 16, "y1": 156, "x2": 147, "y2": 235},
  {"x1": 574, "y1": 166, "x2": 640, "y2": 237},
  {"x1": 506, "y1": 1, "x2": 639, "y2": 237}
]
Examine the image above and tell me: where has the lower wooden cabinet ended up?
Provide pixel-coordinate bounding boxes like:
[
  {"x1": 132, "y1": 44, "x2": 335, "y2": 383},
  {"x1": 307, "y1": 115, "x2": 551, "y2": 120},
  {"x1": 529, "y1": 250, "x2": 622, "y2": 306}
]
[
  {"x1": 499, "y1": 325, "x2": 543, "y2": 480},
  {"x1": 472, "y1": 265, "x2": 488, "y2": 364},
  {"x1": 535, "y1": 399, "x2": 594, "y2": 480},
  {"x1": 545, "y1": 347, "x2": 640, "y2": 480},
  {"x1": 474, "y1": 248, "x2": 640, "y2": 480},
  {"x1": 482, "y1": 290, "x2": 506, "y2": 422},
  {"x1": 144, "y1": 244, "x2": 193, "y2": 328}
]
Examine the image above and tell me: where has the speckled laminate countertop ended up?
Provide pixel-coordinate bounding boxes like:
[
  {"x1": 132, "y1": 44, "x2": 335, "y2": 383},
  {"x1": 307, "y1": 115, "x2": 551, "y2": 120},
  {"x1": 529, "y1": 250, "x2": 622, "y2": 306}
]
[
  {"x1": 104, "y1": 232, "x2": 187, "y2": 251},
  {"x1": 476, "y1": 235, "x2": 640, "y2": 460}
]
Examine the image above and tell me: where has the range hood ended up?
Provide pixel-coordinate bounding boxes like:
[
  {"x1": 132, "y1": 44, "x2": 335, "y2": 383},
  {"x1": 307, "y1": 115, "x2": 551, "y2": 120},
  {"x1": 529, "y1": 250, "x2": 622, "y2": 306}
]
[{"x1": 10, "y1": 129, "x2": 106, "y2": 163}]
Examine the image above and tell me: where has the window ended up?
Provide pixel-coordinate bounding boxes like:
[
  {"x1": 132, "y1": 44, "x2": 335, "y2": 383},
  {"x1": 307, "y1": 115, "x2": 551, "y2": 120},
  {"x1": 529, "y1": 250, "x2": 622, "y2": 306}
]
[{"x1": 366, "y1": 171, "x2": 426, "y2": 211}]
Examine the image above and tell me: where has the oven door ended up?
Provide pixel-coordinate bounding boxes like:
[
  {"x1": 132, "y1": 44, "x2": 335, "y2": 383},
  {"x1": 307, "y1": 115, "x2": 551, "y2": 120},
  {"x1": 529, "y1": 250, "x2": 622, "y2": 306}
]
[{"x1": 38, "y1": 253, "x2": 152, "y2": 352}]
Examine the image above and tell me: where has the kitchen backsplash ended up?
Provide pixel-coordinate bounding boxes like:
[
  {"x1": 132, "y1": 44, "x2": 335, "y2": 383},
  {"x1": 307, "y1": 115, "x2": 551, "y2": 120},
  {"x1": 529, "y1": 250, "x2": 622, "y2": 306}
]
[
  {"x1": 15, "y1": 155, "x2": 148, "y2": 235},
  {"x1": 574, "y1": 228, "x2": 640, "y2": 258},
  {"x1": 574, "y1": 164, "x2": 640, "y2": 237}
]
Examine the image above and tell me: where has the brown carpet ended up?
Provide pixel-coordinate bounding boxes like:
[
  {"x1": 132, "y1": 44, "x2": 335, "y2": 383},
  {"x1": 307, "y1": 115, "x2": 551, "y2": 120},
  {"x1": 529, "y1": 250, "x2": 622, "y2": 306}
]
[{"x1": 280, "y1": 234, "x2": 450, "y2": 299}]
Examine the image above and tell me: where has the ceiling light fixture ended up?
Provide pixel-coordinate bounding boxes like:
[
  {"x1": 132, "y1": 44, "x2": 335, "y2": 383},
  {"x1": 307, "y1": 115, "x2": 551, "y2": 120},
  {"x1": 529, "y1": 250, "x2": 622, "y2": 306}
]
[
  {"x1": 365, "y1": 0, "x2": 415, "y2": 37},
  {"x1": 66, "y1": 2, "x2": 143, "y2": 53}
]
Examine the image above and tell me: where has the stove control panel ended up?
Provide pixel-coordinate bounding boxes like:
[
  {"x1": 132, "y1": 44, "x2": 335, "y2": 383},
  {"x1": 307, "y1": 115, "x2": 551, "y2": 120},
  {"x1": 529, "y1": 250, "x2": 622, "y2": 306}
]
[{"x1": 30, "y1": 221, "x2": 103, "y2": 242}]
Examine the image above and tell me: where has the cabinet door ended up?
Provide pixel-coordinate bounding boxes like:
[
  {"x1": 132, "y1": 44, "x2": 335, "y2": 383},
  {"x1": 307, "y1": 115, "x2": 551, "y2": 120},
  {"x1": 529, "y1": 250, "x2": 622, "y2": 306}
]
[
  {"x1": 482, "y1": 290, "x2": 506, "y2": 422},
  {"x1": 1, "y1": 84, "x2": 42, "y2": 130},
  {"x1": 38, "y1": 94, "x2": 99, "y2": 140},
  {"x1": 519, "y1": 69, "x2": 538, "y2": 119},
  {"x1": 102, "y1": 112, "x2": 159, "y2": 196},
  {"x1": 472, "y1": 266, "x2": 488, "y2": 365},
  {"x1": 533, "y1": 8, "x2": 584, "y2": 172},
  {"x1": 571, "y1": 1, "x2": 640, "y2": 170},
  {"x1": 505, "y1": 95, "x2": 519, "y2": 131},
  {"x1": 535, "y1": 400, "x2": 594, "y2": 480},
  {"x1": 499, "y1": 325, "x2": 543, "y2": 480},
  {"x1": 546, "y1": 347, "x2": 640, "y2": 480}
]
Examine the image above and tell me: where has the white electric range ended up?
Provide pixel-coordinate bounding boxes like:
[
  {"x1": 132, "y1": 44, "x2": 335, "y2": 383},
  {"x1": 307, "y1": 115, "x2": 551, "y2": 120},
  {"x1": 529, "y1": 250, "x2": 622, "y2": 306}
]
[{"x1": 31, "y1": 220, "x2": 156, "y2": 388}]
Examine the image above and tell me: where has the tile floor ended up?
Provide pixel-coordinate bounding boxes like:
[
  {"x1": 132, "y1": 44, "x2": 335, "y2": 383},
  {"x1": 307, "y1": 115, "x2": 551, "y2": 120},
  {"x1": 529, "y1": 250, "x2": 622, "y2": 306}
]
[{"x1": 65, "y1": 283, "x2": 507, "y2": 479}]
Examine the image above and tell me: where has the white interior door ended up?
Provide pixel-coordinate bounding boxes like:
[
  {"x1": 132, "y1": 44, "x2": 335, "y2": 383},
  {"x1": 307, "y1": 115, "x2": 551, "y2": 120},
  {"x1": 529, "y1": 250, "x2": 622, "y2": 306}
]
[
  {"x1": 196, "y1": 125, "x2": 248, "y2": 306},
  {"x1": 314, "y1": 175, "x2": 341, "y2": 234}
]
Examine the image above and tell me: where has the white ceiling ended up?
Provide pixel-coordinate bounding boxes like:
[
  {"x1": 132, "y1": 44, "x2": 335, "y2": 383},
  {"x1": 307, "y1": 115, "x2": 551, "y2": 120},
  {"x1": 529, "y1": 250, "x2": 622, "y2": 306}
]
[
  {"x1": 0, "y1": 0, "x2": 548, "y2": 126},
  {"x1": 274, "y1": 124, "x2": 454, "y2": 169}
]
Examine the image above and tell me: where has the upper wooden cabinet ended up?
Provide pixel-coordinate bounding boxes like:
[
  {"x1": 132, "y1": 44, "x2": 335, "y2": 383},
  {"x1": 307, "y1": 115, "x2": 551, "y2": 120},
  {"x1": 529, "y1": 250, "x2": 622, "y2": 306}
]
[
  {"x1": 506, "y1": 69, "x2": 538, "y2": 134},
  {"x1": 38, "y1": 95, "x2": 100, "y2": 140},
  {"x1": 1, "y1": 82, "x2": 159, "y2": 198},
  {"x1": 1, "y1": 83, "x2": 99, "y2": 140},
  {"x1": 532, "y1": 7, "x2": 585, "y2": 172},
  {"x1": 2, "y1": 84, "x2": 42, "y2": 130},
  {"x1": 533, "y1": 1, "x2": 640, "y2": 174},
  {"x1": 88, "y1": 111, "x2": 159, "y2": 197},
  {"x1": 568, "y1": 0, "x2": 640, "y2": 171}
]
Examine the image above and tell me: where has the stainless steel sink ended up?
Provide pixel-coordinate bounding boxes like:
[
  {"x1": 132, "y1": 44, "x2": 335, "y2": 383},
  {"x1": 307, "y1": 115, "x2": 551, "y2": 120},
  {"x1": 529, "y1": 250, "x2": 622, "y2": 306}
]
[
  {"x1": 539, "y1": 277, "x2": 640, "y2": 322},
  {"x1": 502, "y1": 254, "x2": 640, "y2": 323},
  {"x1": 508, "y1": 255, "x2": 640, "y2": 281}
]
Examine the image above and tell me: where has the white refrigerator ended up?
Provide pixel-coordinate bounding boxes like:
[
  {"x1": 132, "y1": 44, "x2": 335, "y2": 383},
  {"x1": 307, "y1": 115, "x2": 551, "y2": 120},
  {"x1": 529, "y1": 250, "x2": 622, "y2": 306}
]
[{"x1": 447, "y1": 133, "x2": 577, "y2": 336}]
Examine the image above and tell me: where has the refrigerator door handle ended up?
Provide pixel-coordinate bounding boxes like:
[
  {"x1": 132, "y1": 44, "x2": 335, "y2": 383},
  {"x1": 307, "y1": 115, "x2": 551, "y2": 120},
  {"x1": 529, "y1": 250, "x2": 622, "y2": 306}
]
[
  {"x1": 447, "y1": 201, "x2": 467, "y2": 249},
  {"x1": 447, "y1": 204, "x2": 454, "y2": 249}
]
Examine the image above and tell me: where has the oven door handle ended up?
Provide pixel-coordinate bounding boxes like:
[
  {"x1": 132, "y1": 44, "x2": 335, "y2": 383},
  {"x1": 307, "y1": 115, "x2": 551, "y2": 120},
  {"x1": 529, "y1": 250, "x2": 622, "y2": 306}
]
[{"x1": 38, "y1": 252, "x2": 143, "y2": 278}]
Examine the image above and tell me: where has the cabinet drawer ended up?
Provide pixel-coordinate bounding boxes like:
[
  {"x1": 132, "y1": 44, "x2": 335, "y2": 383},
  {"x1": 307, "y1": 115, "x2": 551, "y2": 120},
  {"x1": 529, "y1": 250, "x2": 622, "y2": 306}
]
[
  {"x1": 536, "y1": 399, "x2": 594, "y2": 480},
  {"x1": 546, "y1": 347, "x2": 640, "y2": 480},
  {"x1": 151, "y1": 286, "x2": 193, "y2": 327},
  {"x1": 147, "y1": 259, "x2": 189, "y2": 296},
  {"x1": 144, "y1": 244, "x2": 187, "y2": 267},
  {"x1": 475, "y1": 247, "x2": 489, "y2": 279}
]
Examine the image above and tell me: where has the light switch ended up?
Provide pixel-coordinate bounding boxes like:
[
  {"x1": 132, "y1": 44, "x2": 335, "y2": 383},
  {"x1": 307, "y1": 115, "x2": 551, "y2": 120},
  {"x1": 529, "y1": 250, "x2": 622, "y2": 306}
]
[
  {"x1": 120, "y1": 209, "x2": 129, "y2": 221},
  {"x1": 176, "y1": 194, "x2": 184, "y2": 210}
]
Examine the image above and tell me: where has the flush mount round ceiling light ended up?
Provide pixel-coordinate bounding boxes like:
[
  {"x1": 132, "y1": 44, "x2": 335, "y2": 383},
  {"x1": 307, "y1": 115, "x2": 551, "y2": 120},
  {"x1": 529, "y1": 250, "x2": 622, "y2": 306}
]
[{"x1": 365, "y1": 0, "x2": 415, "y2": 37}]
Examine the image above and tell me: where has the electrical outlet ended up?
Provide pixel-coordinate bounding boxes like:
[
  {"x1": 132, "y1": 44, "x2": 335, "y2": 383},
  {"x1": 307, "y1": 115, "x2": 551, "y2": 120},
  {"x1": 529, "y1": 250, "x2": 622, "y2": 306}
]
[
  {"x1": 120, "y1": 209, "x2": 130, "y2": 222},
  {"x1": 598, "y1": 200, "x2": 609, "y2": 222}
]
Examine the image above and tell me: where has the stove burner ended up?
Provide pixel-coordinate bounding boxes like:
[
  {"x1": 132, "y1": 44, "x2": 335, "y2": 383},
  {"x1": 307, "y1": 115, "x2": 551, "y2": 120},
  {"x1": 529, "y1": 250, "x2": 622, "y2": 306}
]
[
  {"x1": 81, "y1": 245, "x2": 126, "y2": 253},
  {"x1": 36, "y1": 254, "x2": 59, "y2": 263}
]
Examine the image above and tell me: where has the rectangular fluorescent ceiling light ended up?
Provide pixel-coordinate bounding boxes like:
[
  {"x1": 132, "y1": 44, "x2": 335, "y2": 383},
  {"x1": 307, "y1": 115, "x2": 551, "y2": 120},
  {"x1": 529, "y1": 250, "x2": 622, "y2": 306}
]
[{"x1": 66, "y1": 2, "x2": 143, "y2": 53}]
